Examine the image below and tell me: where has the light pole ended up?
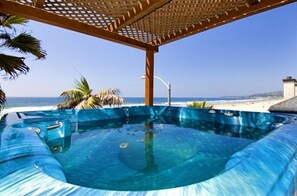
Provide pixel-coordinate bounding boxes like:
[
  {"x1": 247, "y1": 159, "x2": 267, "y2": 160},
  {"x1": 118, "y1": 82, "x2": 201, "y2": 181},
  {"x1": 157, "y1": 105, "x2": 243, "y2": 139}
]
[{"x1": 141, "y1": 75, "x2": 171, "y2": 106}]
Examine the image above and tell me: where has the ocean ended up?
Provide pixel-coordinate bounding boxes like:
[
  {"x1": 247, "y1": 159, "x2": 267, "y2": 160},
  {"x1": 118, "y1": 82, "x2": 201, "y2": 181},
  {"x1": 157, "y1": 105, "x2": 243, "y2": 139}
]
[{"x1": 4, "y1": 97, "x2": 249, "y2": 109}]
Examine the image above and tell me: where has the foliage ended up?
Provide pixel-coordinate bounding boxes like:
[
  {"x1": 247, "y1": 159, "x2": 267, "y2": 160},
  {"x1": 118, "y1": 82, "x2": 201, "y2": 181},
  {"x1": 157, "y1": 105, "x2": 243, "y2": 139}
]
[
  {"x1": 187, "y1": 100, "x2": 213, "y2": 109},
  {"x1": 96, "y1": 88, "x2": 125, "y2": 107},
  {"x1": 57, "y1": 76, "x2": 125, "y2": 109},
  {"x1": 0, "y1": 13, "x2": 46, "y2": 110}
]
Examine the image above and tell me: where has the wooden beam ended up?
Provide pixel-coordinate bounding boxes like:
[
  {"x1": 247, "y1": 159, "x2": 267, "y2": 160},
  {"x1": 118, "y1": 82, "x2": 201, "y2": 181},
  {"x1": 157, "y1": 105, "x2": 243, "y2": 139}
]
[
  {"x1": 246, "y1": 0, "x2": 260, "y2": 6},
  {"x1": 109, "y1": 0, "x2": 171, "y2": 32},
  {"x1": 159, "y1": 0, "x2": 297, "y2": 46},
  {"x1": 33, "y1": 0, "x2": 45, "y2": 8},
  {"x1": 0, "y1": 0, "x2": 158, "y2": 52},
  {"x1": 145, "y1": 49, "x2": 154, "y2": 106}
]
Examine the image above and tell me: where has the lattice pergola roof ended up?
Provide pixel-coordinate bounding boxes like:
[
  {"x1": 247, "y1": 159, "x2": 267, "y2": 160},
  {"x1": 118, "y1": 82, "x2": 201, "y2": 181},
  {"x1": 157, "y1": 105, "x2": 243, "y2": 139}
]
[{"x1": 0, "y1": 0, "x2": 295, "y2": 51}]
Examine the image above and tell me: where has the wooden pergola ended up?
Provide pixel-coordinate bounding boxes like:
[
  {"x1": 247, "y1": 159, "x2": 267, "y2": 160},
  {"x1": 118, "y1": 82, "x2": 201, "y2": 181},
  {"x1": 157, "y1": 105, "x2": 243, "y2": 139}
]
[{"x1": 0, "y1": 0, "x2": 295, "y2": 105}]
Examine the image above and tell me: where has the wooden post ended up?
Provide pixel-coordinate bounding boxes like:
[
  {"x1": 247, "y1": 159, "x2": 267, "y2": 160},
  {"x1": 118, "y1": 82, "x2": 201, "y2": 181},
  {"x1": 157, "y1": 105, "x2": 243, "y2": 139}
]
[{"x1": 145, "y1": 49, "x2": 154, "y2": 106}]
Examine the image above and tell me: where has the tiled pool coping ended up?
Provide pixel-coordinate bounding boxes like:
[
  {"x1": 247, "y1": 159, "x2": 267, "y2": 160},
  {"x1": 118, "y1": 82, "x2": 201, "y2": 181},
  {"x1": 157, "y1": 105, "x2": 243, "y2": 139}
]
[{"x1": 1, "y1": 106, "x2": 297, "y2": 195}]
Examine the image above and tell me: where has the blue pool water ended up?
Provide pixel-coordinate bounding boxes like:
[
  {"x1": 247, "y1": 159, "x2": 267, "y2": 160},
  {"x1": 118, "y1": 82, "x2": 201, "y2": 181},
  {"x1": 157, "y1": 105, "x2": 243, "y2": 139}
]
[
  {"x1": 52, "y1": 117, "x2": 267, "y2": 191},
  {"x1": 1, "y1": 106, "x2": 297, "y2": 195}
]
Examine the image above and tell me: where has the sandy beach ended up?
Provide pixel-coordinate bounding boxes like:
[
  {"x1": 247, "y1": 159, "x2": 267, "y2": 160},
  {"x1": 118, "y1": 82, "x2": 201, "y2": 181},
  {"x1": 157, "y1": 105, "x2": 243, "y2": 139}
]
[{"x1": 212, "y1": 98, "x2": 284, "y2": 113}]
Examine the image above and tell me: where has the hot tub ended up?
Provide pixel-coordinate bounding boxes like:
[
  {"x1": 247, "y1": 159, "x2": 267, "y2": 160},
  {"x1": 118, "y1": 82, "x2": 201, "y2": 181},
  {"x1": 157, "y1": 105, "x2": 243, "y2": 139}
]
[{"x1": 0, "y1": 106, "x2": 297, "y2": 195}]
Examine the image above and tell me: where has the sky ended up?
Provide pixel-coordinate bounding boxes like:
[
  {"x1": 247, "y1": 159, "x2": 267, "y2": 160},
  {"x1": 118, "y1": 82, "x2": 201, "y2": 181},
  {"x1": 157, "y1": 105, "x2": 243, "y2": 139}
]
[{"x1": 1, "y1": 3, "x2": 297, "y2": 98}]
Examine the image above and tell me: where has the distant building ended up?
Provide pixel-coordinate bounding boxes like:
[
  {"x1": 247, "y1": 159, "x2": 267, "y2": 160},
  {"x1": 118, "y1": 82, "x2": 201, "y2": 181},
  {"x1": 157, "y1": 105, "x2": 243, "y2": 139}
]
[
  {"x1": 269, "y1": 76, "x2": 297, "y2": 113},
  {"x1": 283, "y1": 76, "x2": 297, "y2": 100}
]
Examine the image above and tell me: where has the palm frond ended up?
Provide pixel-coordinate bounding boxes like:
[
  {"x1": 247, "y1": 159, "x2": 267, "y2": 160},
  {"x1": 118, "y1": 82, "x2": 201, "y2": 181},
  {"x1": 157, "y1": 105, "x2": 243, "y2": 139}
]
[
  {"x1": 99, "y1": 88, "x2": 120, "y2": 95},
  {"x1": 57, "y1": 99, "x2": 81, "y2": 109},
  {"x1": 57, "y1": 77, "x2": 124, "y2": 109},
  {"x1": 2, "y1": 33, "x2": 46, "y2": 59},
  {"x1": 0, "y1": 53, "x2": 29, "y2": 79},
  {"x1": 0, "y1": 33, "x2": 11, "y2": 42},
  {"x1": 0, "y1": 85, "x2": 6, "y2": 110},
  {"x1": 60, "y1": 89, "x2": 83, "y2": 101},
  {"x1": 74, "y1": 100, "x2": 87, "y2": 109},
  {"x1": 201, "y1": 100, "x2": 206, "y2": 108},
  {"x1": 0, "y1": 14, "x2": 27, "y2": 28},
  {"x1": 74, "y1": 76, "x2": 92, "y2": 96},
  {"x1": 58, "y1": 89, "x2": 92, "y2": 110},
  {"x1": 75, "y1": 96, "x2": 102, "y2": 109},
  {"x1": 0, "y1": 14, "x2": 27, "y2": 29},
  {"x1": 86, "y1": 96, "x2": 102, "y2": 108},
  {"x1": 0, "y1": 13, "x2": 45, "y2": 108},
  {"x1": 96, "y1": 88, "x2": 125, "y2": 107},
  {"x1": 57, "y1": 77, "x2": 94, "y2": 109}
]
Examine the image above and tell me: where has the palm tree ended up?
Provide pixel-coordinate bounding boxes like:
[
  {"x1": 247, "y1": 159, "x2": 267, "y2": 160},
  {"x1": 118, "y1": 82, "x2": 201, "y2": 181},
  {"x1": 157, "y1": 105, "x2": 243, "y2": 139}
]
[
  {"x1": 96, "y1": 88, "x2": 125, "y2": 107},
  {"x1": 0, "y1": 13, "x2": 46, "y2": 109},
  {"x1": 57, "y1": 76, "x2": 125, "y2": 109}
]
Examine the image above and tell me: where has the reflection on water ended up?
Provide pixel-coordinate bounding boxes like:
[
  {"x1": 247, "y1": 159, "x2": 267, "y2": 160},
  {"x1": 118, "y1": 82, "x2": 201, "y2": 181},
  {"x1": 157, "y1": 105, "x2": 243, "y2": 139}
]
[
  {"x1": 143, "y1": 122, "x2": 158, "y2": 173},
  {"x1": 51, "y1": 116, "x2": 272, "y2": 191}
]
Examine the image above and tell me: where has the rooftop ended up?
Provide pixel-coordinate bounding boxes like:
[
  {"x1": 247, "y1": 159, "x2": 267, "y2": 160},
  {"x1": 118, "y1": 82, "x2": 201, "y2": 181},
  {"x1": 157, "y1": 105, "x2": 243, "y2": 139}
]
[{"x1": 269, "y1": 96, "x2": 297, "y2": 113}]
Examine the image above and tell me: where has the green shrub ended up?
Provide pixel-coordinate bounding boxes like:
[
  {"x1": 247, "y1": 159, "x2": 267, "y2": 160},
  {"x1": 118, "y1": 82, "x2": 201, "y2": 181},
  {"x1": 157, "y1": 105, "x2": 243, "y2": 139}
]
[{"x1": 187, "y1": 100, "x2": 213, "y2": 109}]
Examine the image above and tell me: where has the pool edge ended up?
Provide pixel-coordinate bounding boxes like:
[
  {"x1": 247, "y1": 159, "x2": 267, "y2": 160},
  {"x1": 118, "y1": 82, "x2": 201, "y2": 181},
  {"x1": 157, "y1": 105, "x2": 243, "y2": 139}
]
[{"x1": 1, "y1": 106, "x2": 297, "y2": 195}]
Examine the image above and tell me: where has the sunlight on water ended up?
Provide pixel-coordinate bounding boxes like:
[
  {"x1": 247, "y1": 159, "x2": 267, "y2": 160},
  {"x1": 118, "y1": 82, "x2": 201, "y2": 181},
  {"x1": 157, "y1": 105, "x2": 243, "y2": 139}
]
[{"x1": 52, "y1": 117, "x2": 271, "y2": 191}]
